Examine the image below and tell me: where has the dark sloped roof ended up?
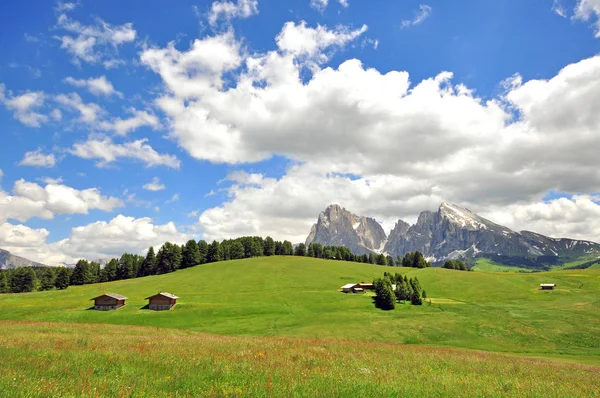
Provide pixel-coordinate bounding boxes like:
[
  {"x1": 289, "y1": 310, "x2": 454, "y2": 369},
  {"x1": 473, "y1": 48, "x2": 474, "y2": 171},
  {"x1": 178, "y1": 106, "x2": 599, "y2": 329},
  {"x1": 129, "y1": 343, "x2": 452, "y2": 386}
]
[
  {"x1": 145, "y1": 292, "x2": 179, "y2": 300},
  {"x1": 90, "y1": 293, "x2": 128, "y2": 300}
]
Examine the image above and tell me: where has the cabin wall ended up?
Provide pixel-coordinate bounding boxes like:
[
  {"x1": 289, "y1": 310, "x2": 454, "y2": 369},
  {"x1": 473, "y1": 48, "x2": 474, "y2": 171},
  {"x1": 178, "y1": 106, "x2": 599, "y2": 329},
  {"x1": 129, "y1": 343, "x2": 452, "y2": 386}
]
[
  {"x1": 148, "y1": 297, "x2": 176, "y2": 310},
  {"x1": 93, "y1": 297, "x2": 125, "y2": 310}
]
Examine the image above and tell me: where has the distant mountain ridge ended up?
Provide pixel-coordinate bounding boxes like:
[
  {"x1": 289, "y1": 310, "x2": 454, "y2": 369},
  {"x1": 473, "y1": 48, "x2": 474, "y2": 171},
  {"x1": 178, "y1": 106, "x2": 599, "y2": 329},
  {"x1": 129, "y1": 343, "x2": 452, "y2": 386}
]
[
  {"x1": 306, "y1": 203, "x2": 600, "y2": 268},
  {"x1": 0, "y1": 249, "x2": 47, "y2": 270}
]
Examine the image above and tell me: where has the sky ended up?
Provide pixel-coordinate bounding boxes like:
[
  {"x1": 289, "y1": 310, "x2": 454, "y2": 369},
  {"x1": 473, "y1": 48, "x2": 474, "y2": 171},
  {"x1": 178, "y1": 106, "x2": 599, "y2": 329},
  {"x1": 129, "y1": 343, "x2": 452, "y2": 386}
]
[{"x1": 1, "y1": 0, "x2": 600, "y2": 265}]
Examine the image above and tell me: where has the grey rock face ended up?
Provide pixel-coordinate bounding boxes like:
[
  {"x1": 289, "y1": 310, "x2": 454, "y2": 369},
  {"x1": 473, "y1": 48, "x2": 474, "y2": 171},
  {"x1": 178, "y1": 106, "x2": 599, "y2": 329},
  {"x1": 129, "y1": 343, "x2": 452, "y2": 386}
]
[
  {"x1": 0, "y1": 248, "x2": 47, "y2": 270},
  {"x1": 305, "y1": 204, "x2": 387, "y2": 255},
  {"x1": 307, "y1": 202, "x2": 600, "y2": 264}
]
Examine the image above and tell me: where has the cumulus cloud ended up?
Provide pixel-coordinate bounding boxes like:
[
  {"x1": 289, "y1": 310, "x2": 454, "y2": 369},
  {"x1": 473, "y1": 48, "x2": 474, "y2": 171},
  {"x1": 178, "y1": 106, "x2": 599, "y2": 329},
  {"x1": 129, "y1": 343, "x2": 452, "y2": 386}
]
[
  {"x1": 69, "y1": 135, "x2": 181, "y2": 169},
  {"x1": 0, "y1": 179, "x2": 123, "y2": 223},
  {"x1": 136, "y1": 23, "x2": 600, "y2": 243},
  {"x1": 0, "y1": 84, "x2": 48, "y2": 127},
  {"x1": 208, "y1": 0, "x2": 258, "y2": 26},
  {"x1": 64, "y1": 75, "x2": 123, "y2": 97},
  {"x1": 0, "y1": 215, "x2": 192, "y2": 265},
  {"x1": 111, "y1": 108, "x2": 160, "y2": 136},
  {"x1": 143, "y1": 177, "x2": 166, "y2": 191},
  {"x1": 54, "y1": 13, "x2": 136, "y2": 66},
  {"x1": 552, "y1": 0, "x2": 568, "y2": 18},
  {"x1": 55, "y1": 92, "x2": 105, "y2": 123},
  {"x1": 18, "y1": 149, "x2": 57, "y2": 168},
  {"x1": 401, "y1": 5, "x2": 432, "y2": 29}
]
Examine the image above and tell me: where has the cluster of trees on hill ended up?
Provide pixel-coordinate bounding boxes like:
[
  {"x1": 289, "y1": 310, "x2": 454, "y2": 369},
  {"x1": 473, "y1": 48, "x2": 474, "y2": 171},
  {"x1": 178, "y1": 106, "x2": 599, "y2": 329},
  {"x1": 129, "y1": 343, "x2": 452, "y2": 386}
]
[
  {"x1": 0, "y1": 235, "x2": 434, "y2": 294},
  {"x1": 374, "y1": 272, "x2": 427, "y2": 310},
  {"x1": 442, "y1": 259, "x2": 468, "y2": 271}
]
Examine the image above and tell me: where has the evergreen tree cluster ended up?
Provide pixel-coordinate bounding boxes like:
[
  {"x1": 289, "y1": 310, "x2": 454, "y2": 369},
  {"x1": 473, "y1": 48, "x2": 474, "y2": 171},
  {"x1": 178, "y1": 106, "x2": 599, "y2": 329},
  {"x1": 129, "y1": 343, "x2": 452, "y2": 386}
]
[
  {"x1": 442, "y1": 259, "x2": 468, "y2": 271},
  {"x1": 373, "y1": 272, "x2": 427, "y2": 309}
]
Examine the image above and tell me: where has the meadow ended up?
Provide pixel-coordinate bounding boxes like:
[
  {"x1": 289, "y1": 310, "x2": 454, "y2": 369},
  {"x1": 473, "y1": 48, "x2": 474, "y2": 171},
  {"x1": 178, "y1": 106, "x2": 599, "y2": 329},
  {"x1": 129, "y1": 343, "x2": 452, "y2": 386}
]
[
  {"x1": 1, "y1": 321, "x2": 598, "y2": 397},
  {"x1": 1, "y1": 256, "x2": 599, "y2": 396}
]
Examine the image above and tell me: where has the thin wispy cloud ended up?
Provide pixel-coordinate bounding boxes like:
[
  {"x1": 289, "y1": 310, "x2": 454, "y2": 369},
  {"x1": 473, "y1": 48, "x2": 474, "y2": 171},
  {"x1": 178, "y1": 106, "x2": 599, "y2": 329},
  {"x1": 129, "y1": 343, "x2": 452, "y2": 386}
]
[{"x1": 401, "y1": 5, "x2": 432, "y2": 29}]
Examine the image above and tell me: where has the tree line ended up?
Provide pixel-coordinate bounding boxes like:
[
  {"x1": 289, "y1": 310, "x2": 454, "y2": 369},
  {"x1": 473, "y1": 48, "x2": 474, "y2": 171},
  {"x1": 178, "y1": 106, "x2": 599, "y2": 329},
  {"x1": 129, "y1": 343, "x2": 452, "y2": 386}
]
[
  {"x1": 0, "y1": 236, "x2": 434, "y2": 294},
  {"x1": 374, "y1": 272, "x2": 427, "y2": 310}
]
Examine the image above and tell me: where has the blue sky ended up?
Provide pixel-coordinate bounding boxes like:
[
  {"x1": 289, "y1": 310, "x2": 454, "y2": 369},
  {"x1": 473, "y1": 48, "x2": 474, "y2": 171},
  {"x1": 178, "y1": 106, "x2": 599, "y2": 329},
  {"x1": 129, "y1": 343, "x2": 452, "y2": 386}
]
[{"x1": 1, "y1": 0, "x2": 600, "y2": 264}]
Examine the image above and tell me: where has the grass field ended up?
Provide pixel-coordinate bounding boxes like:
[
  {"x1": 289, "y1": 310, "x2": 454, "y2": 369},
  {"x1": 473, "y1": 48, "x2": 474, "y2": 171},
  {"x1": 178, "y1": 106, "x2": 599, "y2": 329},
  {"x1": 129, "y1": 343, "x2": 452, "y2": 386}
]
[
  {"x1": 1, "y1": 321, "x2": 598, "y2": 397},
  {"x1": 472, "y1": 258, "x2": 535, "y2": 272},
  {"x1": 1, "y1": 256, "x2": 599, "y2": 396},
  {"x1": 1, "y1": 256, "x2": 599, "y2": 362}
]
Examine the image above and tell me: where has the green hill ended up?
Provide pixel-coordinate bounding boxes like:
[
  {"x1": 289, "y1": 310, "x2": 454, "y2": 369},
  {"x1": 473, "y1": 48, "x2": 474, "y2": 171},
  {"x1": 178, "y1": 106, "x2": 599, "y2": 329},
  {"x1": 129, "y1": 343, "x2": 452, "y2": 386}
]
[{"x1": 1, "y1": 256, "x2": 599, "y2": 365}]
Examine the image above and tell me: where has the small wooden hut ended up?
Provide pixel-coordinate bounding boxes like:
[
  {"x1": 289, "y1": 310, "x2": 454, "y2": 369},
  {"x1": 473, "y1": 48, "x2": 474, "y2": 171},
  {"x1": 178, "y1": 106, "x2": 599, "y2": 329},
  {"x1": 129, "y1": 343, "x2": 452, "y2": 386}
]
[
  {"x1": 145, "y1": 292, "x2": 179, "y2": 310},
  {"x1": 540, "y1": 283, "x2": 556, "y2": 290},
  {"x1": 91, "y1": 293, "x2": 128, "y2": 310}
]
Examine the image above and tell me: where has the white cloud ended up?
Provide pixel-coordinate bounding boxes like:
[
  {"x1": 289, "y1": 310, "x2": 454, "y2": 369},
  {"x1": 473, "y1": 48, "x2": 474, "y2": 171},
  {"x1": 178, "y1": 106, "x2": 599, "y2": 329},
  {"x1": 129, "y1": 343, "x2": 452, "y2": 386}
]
[
  {"x1": 1, "y1": 215, "x2": 192, "y2": 265},
  {"x1": 0, "y1": 84, "x2": 48, "y2": 127},
  {"x1": 55, "y1": 92, "x2": 105, "y2": 123},
  {"x1": 19, "y1": 149, "x2": 57, "y2": 168},
  {"x1": 69, "y1": 135, "x2": 181, "y2": 169},
  {"x1": 111, "y1": 108, "x2": 160, "y2": 136},
  {"x1": 143, "y1": 177, "x2": 166, "y2": 191},
  {"x1": 64, "y1": 75, "x2": 123, "y2": 97},
  {"x1": 339, "y1": 0, "x2": 349, "y2": 7},
  {"x1": 276, "y1": 21, "x2": 368, "y2": 63},
  {"x1": 55, "y1": 1, "x2": 78, "y2": 13},
  {"x1": 401, "y1": 5, "x2": 432, "y2": 29},
  {"x1": 208, "y1": 0, "x2": 259, "y2": 26},
  {"x1": 0, "y1": 179, "x2": 122, "y2": 223},
  {"x1": 310, "y1": 0, "x2": 328, "y2": 12},
  {"x1": 574, "y1": 0, "x2": 600, "y2": 37},
  {"x1": 166, "y1": 193, "x2": 180, "y2": 203},
  {"x1": 54, "y1": 13, "x2": 136, "y2": 66}
]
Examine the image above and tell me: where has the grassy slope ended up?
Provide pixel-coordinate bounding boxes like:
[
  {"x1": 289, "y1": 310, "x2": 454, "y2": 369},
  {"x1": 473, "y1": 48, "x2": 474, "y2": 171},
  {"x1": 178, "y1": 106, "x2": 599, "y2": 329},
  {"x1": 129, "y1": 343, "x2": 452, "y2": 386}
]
[
  {"x1": 472, "y1": 258, "x2": 534, "y2": 272},
  {"x1": 1, "y1": 256, "x2": 599, "y2": 364},
  {"x1": 1, "y1": 321, "x2": 598, "y2": 398}
]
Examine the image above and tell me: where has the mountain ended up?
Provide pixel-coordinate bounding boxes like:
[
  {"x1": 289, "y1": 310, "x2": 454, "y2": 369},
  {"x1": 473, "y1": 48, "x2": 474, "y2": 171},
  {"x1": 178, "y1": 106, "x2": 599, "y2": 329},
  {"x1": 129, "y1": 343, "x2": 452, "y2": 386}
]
[
  {"x1": 306, "y1": 202, "x2": 600, "y2": 268},
  {"x1": 0, "y1": 249, "x2": 47, "y2": 270},
  {"x1": 305, "y1": 204, "x2": 387, "y2": 255}
]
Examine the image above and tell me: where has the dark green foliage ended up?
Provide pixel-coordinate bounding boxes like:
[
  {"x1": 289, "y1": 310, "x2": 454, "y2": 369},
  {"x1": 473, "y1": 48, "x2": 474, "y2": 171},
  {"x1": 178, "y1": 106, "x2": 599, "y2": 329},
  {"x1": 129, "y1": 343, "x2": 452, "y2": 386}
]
[
  {"x1": 282, "y1": 240, "x2": 294, "y2": 255},
  {"x1": 402, "y1": 251, "x2": 431, "y2": 268},
  {"x1": 264, "y1": 236, "x2": 275, "y2": 256},
  {"x1": 368, "y1": 253, "x2": 376, "y2": 264},
  {"x1": 394, "y1": 279, "x2": 409, "y2": 302},
  {"x1": 117, "y1": 254, "x2": 136, "y2": 280},
  {"x1": 197, "y1": 240, "x2": 209, "y2": 264},
  {"x1": 410, "y1": 277, "x2": 422, "y2": 296},
  {"x1": 386, "y1": 255, "x2": 395, "y2": 267},
  {"x1": 54, "y1": 267, "x2": 70, "y2": 290},
  {"x1": 411, "y1": 289, "x2": 423, "y2": 305},
  {"x1": 376, "y1": 254, "x2": 387, "y2": 266},
  {"x1": 70, "y1": 260, "x2": 92, "y2": 285},
  {"x1": 294, "y1": 243, "x2": 306, "y2": 256},
  {"x1": 0, "y1": 272, "x2": 9, "y2": 293},
  {"x1": 229, "y1": 241, "x2": 245, "y2": 259},
  {"x1": 101, "y1": 259, "x2": 118, "y2": 282},
  {"x1": 207, "y1": 240, "x2": 221, "y2": 263},
  {"x1": 422, "y1": 290, "x2": 427, "y2": 299},
  {"x1": 9, "y1": 267, "x2": 37, "y2": 293},
  {"x1": 40, "y1": 268, "x2": 56, "y2": 291},
  {"x1": 156, "y1": 242, "x2": 182, "y2": 274},
  {"x1": 374, "y1": 277, "x2": 395, "y2": 310},
  {"x1": 139, "y1": 247, "x2": 156, "y2": 277},
  {"x1": 443, "y1": 259, "x2": 467, "y2": 271},
  {"x1": 182, "y1": 240, "x2": 201, "y2": 269}
]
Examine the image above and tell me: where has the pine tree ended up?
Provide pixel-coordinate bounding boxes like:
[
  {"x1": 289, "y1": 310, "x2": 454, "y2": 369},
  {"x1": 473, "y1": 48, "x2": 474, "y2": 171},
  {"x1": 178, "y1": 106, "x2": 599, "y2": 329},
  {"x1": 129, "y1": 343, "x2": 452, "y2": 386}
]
[
  {"x1": 410, "y1": 276, "x2": 422, "y2": 296},
  {"x1": 102, "y1": 259, "x2": 118, "y2": 281},
  {"x1": 139, "y1": 247, "x2": 156, "y2": 277},
  {"x1": 207, "y1": 240, "x2": 221, "y2": 263},
  {"x1": 377, "y1": 254, "x2": 388, "y2": 266},
  {"x1": 411, "y1": 289, "x2": 423, "y2": 305},
  {"x1": 230, "y1": 241, "x2": 245, "y2": 259},
  {"x1": 197, "y1": 240, "x2": 209, "y2": 264},
  {"x1": 264, "y1": 236, "x2": 275, "y2": 256},
  {"x1": 422, "y1": 290, "x2": 427, "y2": 299},
  {"x1": 10, "y1": 267, "x2": 37, "y2": 293},
  {"x1": 70, "y1": 259, "x2": 91, "y2": 285},
  {"x1": 182, "y1": 240, "x2": 201, "y2": 269},
  {"x1": 54, "y1": 267, "x2": 70, "y2": 290},
  {"x1": 282, "y1": 240, "x2": 294, "y2": 255},
  {"x1": 117, "y1": 254, "x2": 135, "y2": 280},
  {"x1": 0, "y1": 272, "x2": 9, "y2": 293},
  {"x1": 40, "y1": 268, "x2": 56, "y2": 291},
  {"x1": 374, "y1": 277, "x2": 395, "y2": 310},
  {"x1": 294, "y1": 243, "x2": 306, "y2": 256}
]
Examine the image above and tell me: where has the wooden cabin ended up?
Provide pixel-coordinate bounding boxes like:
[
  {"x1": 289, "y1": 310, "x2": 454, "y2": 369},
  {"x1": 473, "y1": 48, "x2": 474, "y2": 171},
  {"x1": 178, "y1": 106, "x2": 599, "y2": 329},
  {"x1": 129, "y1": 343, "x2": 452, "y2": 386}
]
[
  {"x1": 91, "y1": 293, "x2": 128, "y2": 310},
  {"x1": 540, "y1": 283, "x2": 556, "y2": 290},
  {"x1": 341, "y1": 283, "x2": 358, "y2": 293},
  {"x1": 358, "y1": 282, "x2": 375, "y2": 290},
  {"x1": 146, "y1": 292, "x2": 179, "y2": 310}
]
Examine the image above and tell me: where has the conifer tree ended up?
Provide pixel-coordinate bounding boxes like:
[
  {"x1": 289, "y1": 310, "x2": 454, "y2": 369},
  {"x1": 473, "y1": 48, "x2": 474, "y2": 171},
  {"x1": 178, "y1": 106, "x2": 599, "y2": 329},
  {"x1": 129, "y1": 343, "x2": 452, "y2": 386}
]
[
  {"x1": 197, "y1": 240, "x2": 209, "y2": 264},
  {"x1": 0, "y1": 272, "x2": 9, "y2": 293},
  {"x1": 230, "y1": 241, "x2": 245, "y2": 259},
  {"x1": 182, "y1": 239, "x2": 201, "y2": 269},
  {"x1": 207, "y1": 240, "x2": 221, "y2": 263},
  {"x1": 264, "y1": 236, "x2": 275, "y2": 256},
  {"x1": 10, "y1": 267, "x2": 36, "y2": 293},
  {"x1": 54, "y1": 267, "x2": 70, "y2": 290},
  {"x1": 282, "y1": 240, "x2": 294, "y2": 255},
  {"x1": 139, "y1": 247, "x2": 156, "y2": 276},
  {"x1": 294, "y1": 243, "x2": 306, "y2": 256},
  {"x1": 40, "y1": 268, "x2": 56, "y2": 291}
]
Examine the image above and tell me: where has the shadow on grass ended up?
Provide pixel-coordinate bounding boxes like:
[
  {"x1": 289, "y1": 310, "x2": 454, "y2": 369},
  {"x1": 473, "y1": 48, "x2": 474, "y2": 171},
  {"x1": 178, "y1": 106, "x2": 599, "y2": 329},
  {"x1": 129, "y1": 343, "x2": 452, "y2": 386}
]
[
  {"x1": 140, "y1": 304, "x2": 151, "y2": 310},
  {"x1": 371, "y1": 297, "x2": 394, "y2": 311}
]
